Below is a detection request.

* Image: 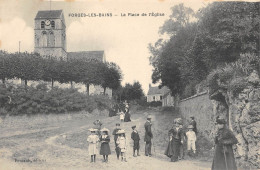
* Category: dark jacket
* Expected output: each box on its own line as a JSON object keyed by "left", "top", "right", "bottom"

{"left": 164, "top": 127, "right": 184, "bottom": 159}
{"left": 100, "top": 135, "right": 111, "bottom": 155}
{"left": 144, "top": 121, "right": 153, "bottom": 142}
{"left": 131, "top": 131, "right": 140, "bottom": 141}
{"left": 212, "top": 127, "right": 238, "bottom": 170}
{"left": 190, "top": 120, "right": 198, "bottom": 134}
{"left": 112, "top": 128, "right": 121, "bottom": 143}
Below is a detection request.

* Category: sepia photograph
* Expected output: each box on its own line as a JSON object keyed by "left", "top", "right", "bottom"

{"left": 0, "top": 0, "right": 259, "bottom": 169}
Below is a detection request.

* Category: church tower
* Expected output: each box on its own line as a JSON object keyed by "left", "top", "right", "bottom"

{"left": 34, "top": 10, "right": 67, "bottom": 60}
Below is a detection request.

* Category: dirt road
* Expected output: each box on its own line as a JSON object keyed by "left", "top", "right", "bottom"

{"left": 0, "top": 109, "right": 211, "bottom": 170}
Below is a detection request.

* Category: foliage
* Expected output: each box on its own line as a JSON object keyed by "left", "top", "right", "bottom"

{"left": 149, "top": 2, "right": 259, "bottom": 98}
{"left": 0, "top": 83, "right": 112, "bottom": 115}
{"left": 0, "top": 51, "right": 122, "bottom": 93}
{"left": 114, "top": 81, "right": 145, "bottom": 101}
{"left": 207, "top": 53, "right": 259, "bottom": 96}
{"left": 148, "top": 101, "right": 162, "bottom": 107}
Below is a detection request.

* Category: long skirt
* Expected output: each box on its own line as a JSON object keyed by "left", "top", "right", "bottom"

{"left": 164, "top": 138, "right": 181, "bottom": 161}
{"left": 100, "top": 143, "right": 111, "bottom": 155}
{"left": 212, "top": 144, "right": 237, "bottom": 170}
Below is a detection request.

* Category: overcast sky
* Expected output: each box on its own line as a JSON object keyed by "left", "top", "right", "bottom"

{"left": 0, "top": 0, "right": 240, "bottom": 94}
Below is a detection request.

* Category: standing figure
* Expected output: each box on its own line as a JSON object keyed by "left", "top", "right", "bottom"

{"left": 164, "top": 118, "right": 184, "bottom": 162}
{"left": 124, "top": 110, "right": 131, "bottom": 122}
{"left": 112, "top": 123, "right": 121, "bottom": 160}
{"left": 93, "top": 120, "right": 102, "bottom": 137}
{"left": 100, "top": 128, "right": 111, "bottom": 163}
{"left": 120, "top": 111, "right": 125, "bottom": 122}
{"left": 116, "top": 129, "right": 127, "bottom": 162}
{"left": 179, "top": 124, "right": 186, "bottom": 160}
{"left": 131, "top": 125, "right": 140, "bottom": 157}
{"left": 190, "top": 116, "right": 198, "bottom": 134}
{"left": 144, "top": 115, "right": 153, "bottom": 157}
{"left": 212, "top": 116, "right": 238, "bottom": 170}
{"left": 87, "top": 128, "right": 99, "bottom": 163}
{"left": 186, "top": 125, "right": 197, "bottom": 157}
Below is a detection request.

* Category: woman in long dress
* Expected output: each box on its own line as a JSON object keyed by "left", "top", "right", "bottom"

{"left": 165, "top": 118, "right": 184, "bottom": 162}
{"left": 212, "top": 116, "right": 238, "bottom": 170}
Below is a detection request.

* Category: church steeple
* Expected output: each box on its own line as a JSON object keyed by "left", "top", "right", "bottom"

{"left": 34, "top": 10, "right": 67, "bottom": 60}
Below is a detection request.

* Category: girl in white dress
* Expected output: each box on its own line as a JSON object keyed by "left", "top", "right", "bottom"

{"left": 87, "top": 128, "right": 99, "bottom": 163}
{"left": 116, "top": 129, "right": 127, "bottom": 162}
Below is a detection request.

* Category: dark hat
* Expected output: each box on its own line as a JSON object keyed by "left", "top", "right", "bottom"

{"left": 216, "top": 116, "right": 226, "bottom": 124}
{"left": 116, "top": 123, "right": 120, "bottom": 126}
{"left": 132, "top": 125, "right": 136, "bottom": 129}
{"left": 190, "top": 116, "right": 194, "bottom": 119}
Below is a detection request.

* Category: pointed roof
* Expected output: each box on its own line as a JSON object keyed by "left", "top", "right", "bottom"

{"left": 147, "top": 86, "right": 170, "bottom": 96}
{"left": 35, "top": 10, "right": 63, "bottom": 19}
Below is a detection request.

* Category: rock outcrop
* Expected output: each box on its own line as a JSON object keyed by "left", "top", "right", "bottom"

{"left": 210, "top": 70, "right": 260, "bottom": 169}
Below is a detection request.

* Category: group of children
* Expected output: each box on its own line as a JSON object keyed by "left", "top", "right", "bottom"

{"left": 87, "top": 123, "right": 140, "bottom": 163}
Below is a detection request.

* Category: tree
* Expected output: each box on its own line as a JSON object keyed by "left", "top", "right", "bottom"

{"left": 100, "top": 62, "right": 122, "bottom": 94}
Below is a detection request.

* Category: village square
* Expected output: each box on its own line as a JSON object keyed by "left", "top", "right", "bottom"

{"left": 0, "top": 0, "right": 259, "bottom": 170}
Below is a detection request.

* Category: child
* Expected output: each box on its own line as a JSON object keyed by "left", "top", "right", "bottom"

{"left": 116, "top": 129, "right": 127, "bottom": 162}
{"left": 100, "top": 128, "right": 111, "bottom": 163}
{"left": 120, "top": 111, "right": 125, "bottom": 122}
{"left": 112, "top": 123, "right": 121, "bottom": 160}
{"left": 131, "top": 125, "right": 140, "bottom": 157}
{"left": 87, "top": 128, "right": 99, "bottom": 163}
{"left": 186, "top": 125, "right": 197, "bottom": 156}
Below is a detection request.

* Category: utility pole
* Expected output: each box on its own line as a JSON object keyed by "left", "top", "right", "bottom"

{"left": 19, "top": 41, "right": 20, "bottom": 53}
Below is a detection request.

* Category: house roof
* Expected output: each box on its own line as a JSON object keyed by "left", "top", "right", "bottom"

{"left": 67, "top": 51, "right": 105, "bottom": 62}
{"left": 35, "top": 10, "right": 63, "bottom": 19}
{"left": 147, "top": 86, "right": 170, "bottom": 96}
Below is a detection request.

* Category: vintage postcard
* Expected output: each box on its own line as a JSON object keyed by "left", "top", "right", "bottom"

{"left": 0, "top": 0, "right": 259, "bottom": 169}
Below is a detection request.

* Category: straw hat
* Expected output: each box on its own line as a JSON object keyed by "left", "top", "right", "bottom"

{"left": 187, "top": 125, "right": 193, "bottom": 129}
{"left": 116, "top": 129, "right": 125, "bottom": 134}
{"left": 88, "top": 128, "right": 98, "bottom": 132}
{"left": 100, "top": 128, "right": 110, "bottom": 132}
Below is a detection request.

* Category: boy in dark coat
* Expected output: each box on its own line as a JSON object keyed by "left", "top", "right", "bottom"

{"left": 212, "top": 116, "right": 238, "bottom": 170}
{"left": 112, "top": 123, "right": 121, "bottom": 159}
{"left": 131, "top": 125, "right": 140, "bottom": 157}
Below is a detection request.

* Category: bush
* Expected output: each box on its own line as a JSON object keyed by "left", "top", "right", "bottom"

{"left": 148, "top": 101, "right": 162, "bottom": 107}
{"left": 207, "top": 53, "right": 260, "bottom": 97}
{"left": 0, "top": 83, "right": 112, "bottom": 115}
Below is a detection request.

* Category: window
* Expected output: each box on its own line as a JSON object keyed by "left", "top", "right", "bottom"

{"left": 160, "top": 96, "right": 163, "bottom": 100}
{"left": 153, "top": 96, "right": 155, "bottom": 101}
{"left": 51, "top": 21, "right": 55, "bottom": 29}
{"left": 42, "top": 31, "right": 47, "bottom": 47}
{"left": 49, "top": 32, "right": 55, "bottom": 47}
{"left": 41, "top": 21, "right": 45, "bottom": 29}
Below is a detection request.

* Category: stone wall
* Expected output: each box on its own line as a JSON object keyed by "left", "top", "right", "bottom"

{"left": 178, "top": 81, "right": 259, "bottom": 168}
{"left": 178, "top": 91, "right": 215, "bottom": 142}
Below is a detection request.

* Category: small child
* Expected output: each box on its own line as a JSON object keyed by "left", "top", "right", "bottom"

{"left": 100, "top": 128, "right": 111, "bottom": 163}
{"left": 186, "top": 125, "right": 197, "bottom": 155}
{"left": 131, "top": 125, "right": 140, "bottom": 157}
{"left": 116, "top": 129, "right": 127, "bottom": 162}
{"left": 112, "top": 123, "right": 121, "bottom": 160}
{"left": 120, "top": 112, "right": 125, "bottom": 122}
{"left": 87, "top": 128, "right": 99, "bottom": 163}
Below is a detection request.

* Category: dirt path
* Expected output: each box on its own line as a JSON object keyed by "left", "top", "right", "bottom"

{"left": 0, "top": 109, "right": 211, "bottom": 170}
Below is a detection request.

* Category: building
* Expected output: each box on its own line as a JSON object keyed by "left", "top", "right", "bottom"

{"left": 147, "top": 84, "right": 170, "bottom": 102}
{"left": 34, "top": 10, "right": 67, "bottom": 60}
{"left": 162, "top": 91, "right": 174, "bottom": 107}
{"left": 34, "top": 10, "right": 112, "bottom": 98}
